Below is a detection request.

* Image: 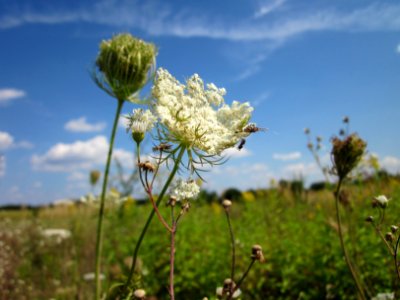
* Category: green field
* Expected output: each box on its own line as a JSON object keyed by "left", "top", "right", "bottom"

{"left": 1, "top": 178, "right": 399, "bottom": 300}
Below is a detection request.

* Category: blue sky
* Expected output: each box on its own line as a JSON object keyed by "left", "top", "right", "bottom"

{"left": 0, "top": 0, "right": 399, "bottom": 204}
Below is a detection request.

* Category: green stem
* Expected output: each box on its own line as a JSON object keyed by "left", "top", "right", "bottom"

{"left": 225, "top": 210, "right": 236, "bottom": 281}
{"left": 334, "top": 178, "right": 366, "bottom": 300}
{"left": 228, "top": 259, "right": 256, "bottom": 300}
{"left": 124, "top": 146, "right": 186, "bottom": 291}
{"left": 95, "top": 99, "right": 124, "bottom": 300}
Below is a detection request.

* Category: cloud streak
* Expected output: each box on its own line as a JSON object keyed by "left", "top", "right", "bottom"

{"left": 64, "top": 117, "right": 106, "bottom": 133}
{"left": 1, "top": 1, "right": 400, "bottom": 42}
{"left": 0, "top": 88, "right": 25, "bottom": 105}
{"left": 273, "top": 151, "right": 301, "bottom": 161}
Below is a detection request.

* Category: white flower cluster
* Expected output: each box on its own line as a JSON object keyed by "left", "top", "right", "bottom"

{"left": 126, "top": 108, "right": 157, "bottom": 134}
{"left": 152, "top": 68, "right": 253, "bottom": 155}
{"left": 170, "top": 179, "right": 200, "bottom": 201}
{"left": 374, "top": 195, "right": 390, "bottom": 208}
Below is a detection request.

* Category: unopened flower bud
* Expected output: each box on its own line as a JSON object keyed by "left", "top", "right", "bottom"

{"left": 133, "top": 289, "right": 146, "bottom": 299}
{"left": 391, "top": 225, "right": 398, "bottom": 234}
{"left": 222, "top": 199, "right": 232, "bottom": 210}
{"left": 251, "top": 244, "right": 265, "bottom": 262}
{"left": 90, "top": 170, "right": 101, "bottom": 186}
{"left": 385, "top": 232, "right": 395, "bottom": 242}
{"left": 365, "top": 216, "right": 374, "bottom": 223}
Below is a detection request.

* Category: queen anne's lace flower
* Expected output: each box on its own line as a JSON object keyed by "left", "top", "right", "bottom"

{"left": 152, "top": 68, "right": 254, "bottom": 155}
{"left": 126, "top": 108, "right": 157, "bottom": 134}
{"left": 170, "top": 179, "right": 200, "bottom": 201}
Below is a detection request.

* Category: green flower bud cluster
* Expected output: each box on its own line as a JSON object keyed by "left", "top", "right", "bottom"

{"left": 331, "top": 133, "right": 367, "bottom": 180}
{"left": 95, "top": 33, "right": 157, "bottom": 101}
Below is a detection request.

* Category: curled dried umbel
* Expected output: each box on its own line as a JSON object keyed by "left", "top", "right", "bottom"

{"left": 138, "top": 161, "right": 156, "bottom": 173}
{"left": 251, "top": 244, "right": 265, "bottom": 263}
{"left": 94, "top": 33, "right": 157, "bottom": 101}
{"left": 331, "top": 133, "right": 367, "bottom": 180}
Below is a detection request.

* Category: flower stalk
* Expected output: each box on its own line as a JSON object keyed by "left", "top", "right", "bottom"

{"left": 124, "top": 146, "right": 186, "bottom": 291}
{"left": 95, "top": 98, "right": 124, "bottom": 300}
{"left": 334, "top": 178, "right": 367, "bottom": 300}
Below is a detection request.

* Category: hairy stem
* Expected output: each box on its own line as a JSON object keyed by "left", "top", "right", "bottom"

{"left": 334, "top": 178, "right": 366, "bottom": 300}
{"left": 394, "top": 234, "right": 400, "bottom": 283}
{"left": 124, "top": 146, "right": 186, "bottom": 291}
{"left": 227, "top": 259, "right": 256, "bottom": 300}
{"left": 95, "top": 99, "right": 124, "bottom": 300}
{"left": 225, "top": 210, "right": 236, "bottom": 281}
{"left": 170, "top": 207, "right": 176, "bottom": 300}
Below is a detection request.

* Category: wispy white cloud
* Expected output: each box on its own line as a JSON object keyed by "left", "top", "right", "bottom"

{"left": 222, "top": 147, "right": 251, "bottom": 158}
{"left": 0, "top": 88, "right": 26, "bottom": 105}
{"left": 273, "top": 151, "right": 302, "bottom": 161}
{"left": 64, "top": 117, "right": 106, "bottom": 133}
{"left": 0, "top": 131, "right": 33, "bottom": 150}
{"left": 1, "top": 1, "right": 400, "bottom": 41}
{"left": 381, "top": 156, "right": 400, "bottom": 174}
{"left": 0, "top": 131, "right": 14, "bottom": 150}
{"left": 397, "top": 43, "right": 400, "bottom": 53}
{"left": 31, "top": 135, "right": 132, "bottom": 172}
{"left": 254, "top": 0, "right": 286, "bottom": 19}
{"left": 282, "top": 162, "right": 319, "bottom": 178}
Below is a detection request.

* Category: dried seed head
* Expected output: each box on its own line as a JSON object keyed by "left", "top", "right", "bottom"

{"left": 222, "top": 199, "right": 232, "bottom": 210}
{"left": 251, "top": 244, "right": 265, "bottom": 262}
{"left": 182, "top": 202, "right": 191, "bottom": 213}
{"left": 167, "top": 196, "right": 177, "bottom": 207}
{"left": 133, "top": 289, "right": 146, "bottom": 299}
{"left": 138, "top": 161, "right": 155, "bottom": 172}
{"left": 331, "top": 133, "right": 367, "bottom": 179}
{"left": 343, "top": 116, "right": 349, "bottom": 124}
{"left": 223, "top": 278, "right": 235, "bottom": 294}
{"left": 307, "top": 142, "right": 314, "bottom": 150}
{"left": 339, "top": 129, "right": 346, "bottom": 136}
{"left": 365, "top": 216, "right": 374, "bottom": 223}
{"left": 304, "top": 128, "right": 310, "bottom": 135}
{"left": 391, "top": 225, "right": 398, "bottom": 234}
{"left": 385, "top": 232, "right": 395, "bottom": 242}
{"left": 316, "top": 136, "right": 322, "bottom": 143}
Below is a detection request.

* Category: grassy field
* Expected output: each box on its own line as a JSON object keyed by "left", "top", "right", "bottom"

{"left": 1, "top": 178, "right": 399, "bottom": 300}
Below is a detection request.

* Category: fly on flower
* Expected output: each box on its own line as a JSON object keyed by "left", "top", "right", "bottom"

{"left": 242, "top": 123, "right": 268, "bottom": 133}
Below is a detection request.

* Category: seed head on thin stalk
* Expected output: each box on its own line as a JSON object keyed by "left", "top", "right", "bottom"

{"left": 133, "top": 289, "right": 146, "bottom": 299}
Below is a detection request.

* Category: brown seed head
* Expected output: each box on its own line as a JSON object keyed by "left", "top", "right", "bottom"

{"left": 251, "top": 244, "right": 265, "bottom": 262}
{"left": 391, "top": 225, "right": 399, "bottom": 234}
{"left": 167, "top": 196, "right": 177, "bottom": 207}
{"left": 138, "top": 161, "right": 155, "bottom": 172}
{"left": 331, "top": 133, "right": 367, "bottom": 180}
{"left": 365, "top": 216, "right": 374, "bottom": 223}
{"left": 385, "top": 232, "right": 395, "bottom": 242}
